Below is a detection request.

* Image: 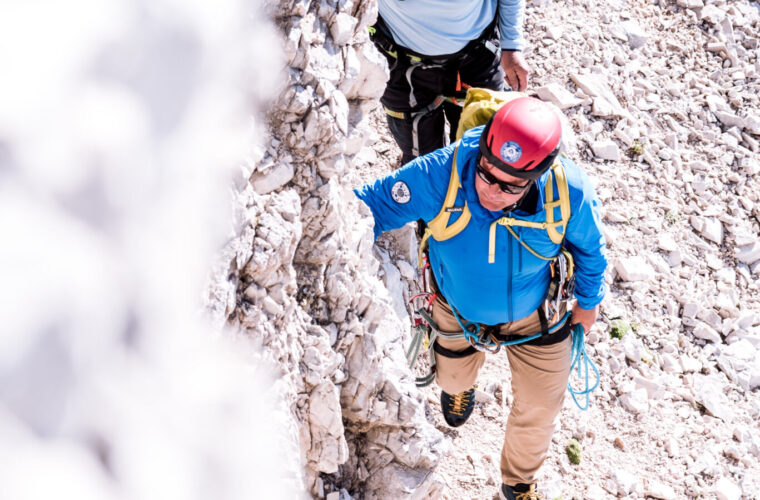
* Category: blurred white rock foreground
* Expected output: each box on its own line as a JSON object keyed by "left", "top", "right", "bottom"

{"left": 0, "top": 1, "right": 301, "bottom": 499}
{"left": 207, "top": 0, "right": 448, "bottom": 497}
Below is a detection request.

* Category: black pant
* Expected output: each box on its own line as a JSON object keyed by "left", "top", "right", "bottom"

{"left": 375, "top": 23, "right": 504, "bottom": 165}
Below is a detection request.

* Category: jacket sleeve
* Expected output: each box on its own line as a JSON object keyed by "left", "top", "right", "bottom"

{"left": 354, "top": 146, "right": 453, "bottom": 240}
{"left": 498, "top": 0, "right": 525, "bottom": 50}
{"left": 563, "top": 165, "right": 608, "bottom": 310}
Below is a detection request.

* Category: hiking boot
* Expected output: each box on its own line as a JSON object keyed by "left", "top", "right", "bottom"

{"left": 499, "top": 483, "right": 542, "bottom": 500}
{"left": 440, "top": 388, "right": 475, "bottom": 427}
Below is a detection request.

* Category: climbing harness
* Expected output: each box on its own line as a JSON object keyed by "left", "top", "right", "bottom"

{"left": 406, "top": 295, "right": 600, "bottom": 411}
{"left": 369, "top": 16, "right": 500, "bottom": 158}
{"left": 406, "top": 251, "right": 575, "bottom": 385}
{"left": 545, "top": 248, "right": 574, "bottom": 321}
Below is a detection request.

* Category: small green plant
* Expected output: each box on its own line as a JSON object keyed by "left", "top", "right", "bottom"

{"left": 565, "top": 439, "right": 581, "bottom": 465}
{"left": 610, "top": 320, "right": 631, "bottom": 339}
{"left": 641, "top": 345, "right": 654, "bottom": 366}
{"left": 664, "top": 210, "right": 681, "bottom": 224}
{"left": 627, "top": 140, "right": 644, "bottom": 156}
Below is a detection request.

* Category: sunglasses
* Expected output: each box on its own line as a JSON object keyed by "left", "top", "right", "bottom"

{"left": 476, "top": 159, "right": 532, "bottom": 195}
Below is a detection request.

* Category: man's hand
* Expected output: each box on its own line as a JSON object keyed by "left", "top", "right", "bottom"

{"left": 571, "top": 303, "right": 599, "bottom": 334}
{"left": 500, "top": 50, "right": 531, "bottom": 91}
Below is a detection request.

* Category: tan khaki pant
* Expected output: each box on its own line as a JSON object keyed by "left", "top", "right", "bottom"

{"left": 432, "top": 294, "right": 571, "bottom": 486}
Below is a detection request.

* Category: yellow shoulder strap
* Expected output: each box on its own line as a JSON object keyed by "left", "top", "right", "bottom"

{"left": 417, "top": 146, "right": 471, "bottom": 267}
{"left": 427, "top": 147, "right": 471, "bottom": 238}
{"left": 418, "top": 149, "right": 573, "bottom": 266}
{"left": 544, "top": 159, "right": 571, "bottom": 244}
{"left": 487, "top": 159, "right": 572, "bottom": 263}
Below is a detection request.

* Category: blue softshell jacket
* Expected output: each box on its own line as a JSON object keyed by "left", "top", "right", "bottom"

{"left": 354, "top": 126, "right": 607, "bottom": 326}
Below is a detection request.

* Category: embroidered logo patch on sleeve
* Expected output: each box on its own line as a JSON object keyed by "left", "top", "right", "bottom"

{"left": 391, "top": 181, "right": 411, "bottom": 204}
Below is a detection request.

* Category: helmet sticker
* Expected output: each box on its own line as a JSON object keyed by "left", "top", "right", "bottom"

{"left": 500, "top": 141, "right": 522, "bottom": 164}
{"left": 391, "top": 181, "right": 411, "bottom": 204}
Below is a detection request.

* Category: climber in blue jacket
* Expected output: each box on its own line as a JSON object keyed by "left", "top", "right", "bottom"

{"left": 354, "top": 97, "right": 607, "bottom": 500}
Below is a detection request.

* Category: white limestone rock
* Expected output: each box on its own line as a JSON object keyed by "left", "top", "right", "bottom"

{"left": 657, "top": 233, "right": 678, "bottom": 253}
{"left": 666, "top": 436, "right": 681, "bottom": 457}
{"left": 620, "top": 20, "right": 649, "bottom": 49}
{"left": 474, "top": 389, "right": 496, "bottom": 404}
{"left": 585, "top": 484, "right": 609, "bottom": 500}
{"left": 702, "top": 5, "right": 727, "bottom": 25}
{"left": 693, "top": 322, "right": 722, "bottom": 343}
{"left": 396, "top": 260, "right": 415, "bottom": 282}
{"left": 592, "top": 140, "right": 621, "bottom": 161}
{"left": 380, "top": 253, "right": 409, "bottom": 323}
{"left": 744, "top": 114, "right": 760, "bottom": 135}
{"left": 615, "top": 256, "right": 655, "bottom": 282}
{"left": 645, "top": 480, "right": 676, "bottom": 500}
{"left": 570, "top": 73, "right": 629, "bottom": 118}
{"left": 620, "top": 334, "right": 645, "bottom": 364}
{"left": 735, "top": 241, "right": 760, "bottom": 264}
{"left": 693, "top": 375, "right": 732, "bottom": 421}
{"left": 681, "top": 355, "right": 703, "bottom": 373}
{"left": 252, "top": 163, "right": 296, "bottom": 195}
{"left": 330, "top": 13, "right": 358, "bottom": 46}
{"left": 536, "top": 83, "right": 583, "bottom": 109}
{"left": 702, "top": 217, "right": 723, "bottom": 244}
{"left": 620, "top": 388, "right": 649, "bottom": 414}
{"left": 340, "top": 43, "right": 388, "bottom": 101}
{"left": 634, "top": 375, "right": 666, "bottom": 400}
{"left": 613, "top": 469, "right": 639, "bottom": 496}
{"left": 714, "top": 110, "right": 745, "bottom": 130}
{"left": 713, "top": 476, "right": 741, "bottom": 500}
{"left": 661, "top": 353, "right": 683, "bottom": 374}
{"left": 308, "top": 382, "right": 349, "bottom": 473}
{"left": 677, "top": 0, "right": 704, "bottom": 8}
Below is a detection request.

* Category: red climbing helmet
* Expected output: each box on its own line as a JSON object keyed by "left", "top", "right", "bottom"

{"left": 479, "top": 96, "right": 562, "bottom": 180}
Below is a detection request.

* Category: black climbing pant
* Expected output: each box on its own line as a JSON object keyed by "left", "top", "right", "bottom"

{"left": 371, "top": 16, "right": 504, "bottom": 165}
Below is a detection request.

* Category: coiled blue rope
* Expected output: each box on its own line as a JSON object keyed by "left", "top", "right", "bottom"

{"left": 449, "top": 306, "right": 600, "bottom": 410}
{"left": 568, "top": 323, "right": 600, "bottom": 410}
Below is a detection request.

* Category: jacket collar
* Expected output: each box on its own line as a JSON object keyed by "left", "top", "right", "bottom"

{"left": 456, "top": 128, "right": 543, "bottom": 224}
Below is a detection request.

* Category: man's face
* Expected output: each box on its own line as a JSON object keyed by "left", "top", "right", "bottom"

{"left": 474, "top": 155, "right": 532, "bottom": 211}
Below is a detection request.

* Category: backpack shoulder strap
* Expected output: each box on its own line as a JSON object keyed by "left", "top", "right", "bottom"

{"left": 487, "top": 159, "right": 572, "bottom": 263}
{"left": 418, "top": 146, "right": 471, "bottom": 266}
{"left": 544, "top": 158, "right": 571, "bottom": 244}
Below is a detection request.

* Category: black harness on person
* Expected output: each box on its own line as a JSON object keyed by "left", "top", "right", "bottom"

{"left": 368, "top": 15, "right": 501, "bottom": 157}
{"left": 406, "top": 250, "right": 576, "bottom": 387}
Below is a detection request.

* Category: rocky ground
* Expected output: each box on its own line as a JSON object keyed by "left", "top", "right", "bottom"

{"left": 355, "top": 0, "right": 760, "bottom": 498}
{"left": 8, "top": 0, "right": 758, "bottom": 498}
{"left": 213, "top": 0, "right": 760, "bottom": 498}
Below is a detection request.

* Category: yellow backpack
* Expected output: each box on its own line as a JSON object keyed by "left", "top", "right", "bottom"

{"left": 418, "top": 88, "right": 572, "bottom": 266}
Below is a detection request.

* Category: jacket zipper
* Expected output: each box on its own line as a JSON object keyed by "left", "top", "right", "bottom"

{"left": 507, "top": 227, "right": 513, "bottom": 322}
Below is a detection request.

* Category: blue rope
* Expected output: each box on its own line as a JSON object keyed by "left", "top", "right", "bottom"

{"left": 449, "top": 304, "right": 482, "bottom": 345}
{"left": 448, "top": 304, "right": 599, "bottom": 410}
{"left": 567, "top": 323, "right": 600, "bottom": 410}
{"left": 450, "top": 306, "right": 570, "bottom": 347}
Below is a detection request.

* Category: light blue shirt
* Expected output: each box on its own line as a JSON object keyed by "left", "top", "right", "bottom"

{"left": 378, "top": 0, "right": 525, "bottom": 56}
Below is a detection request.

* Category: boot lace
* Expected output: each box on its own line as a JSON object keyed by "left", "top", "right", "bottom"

{"left": 448, "top": 389, "right": 473, "bottom": 416}
{"left": 515, "top": 484, "right": 543, "bottom": 500}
